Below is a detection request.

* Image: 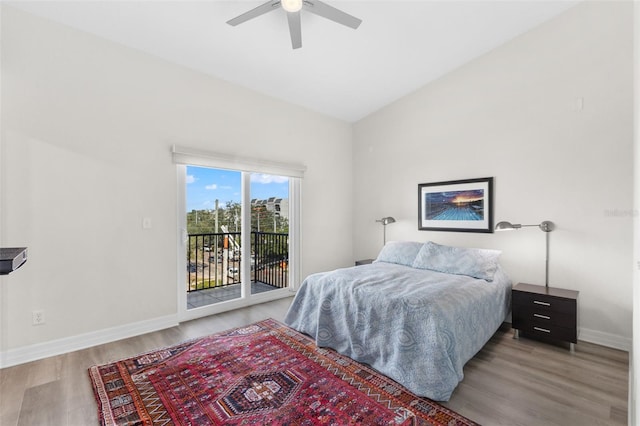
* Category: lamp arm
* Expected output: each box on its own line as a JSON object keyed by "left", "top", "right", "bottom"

{"left": 519, "top": 221, "right": 554, "bottom": 232}
{"left": 545, "top": 230, "right": 550, "bottom": 287}
{"left": 496, "top": 219, "right": 554, "bottom": 288}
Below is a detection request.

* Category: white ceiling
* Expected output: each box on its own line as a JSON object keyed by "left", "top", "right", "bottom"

{"left": 6, "top": 0, "right": 579, "bottom": 122}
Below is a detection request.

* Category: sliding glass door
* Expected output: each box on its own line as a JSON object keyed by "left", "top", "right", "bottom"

{"left": 178, "top": 164, "right": 296, "bottom": 320}
{"left": 186, "top": 166, "right": 243, "bottom": 309}
{"left": 249, "top": 173, "right": 290, "bottom": 295}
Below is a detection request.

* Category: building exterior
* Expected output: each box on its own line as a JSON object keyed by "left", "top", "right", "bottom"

{"left": 251, "top": 197, "right": 289, "bottom": 220}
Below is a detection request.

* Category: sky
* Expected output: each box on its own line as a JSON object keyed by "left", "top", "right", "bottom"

{"left": 186, "top": 166, "right": 289, "bottom": 211}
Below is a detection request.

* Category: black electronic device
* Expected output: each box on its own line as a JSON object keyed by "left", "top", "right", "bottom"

{"left": 0, "top": 247, "right": 28, "bottom": 275}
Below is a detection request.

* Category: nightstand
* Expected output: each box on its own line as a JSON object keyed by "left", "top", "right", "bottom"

{"left": 355, "top": 259, "right": 374, "bottom": 266}
{"left": 512, "top": 283, "right": 579, "bottom": 352}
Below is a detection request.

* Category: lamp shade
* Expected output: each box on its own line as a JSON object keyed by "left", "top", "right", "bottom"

{"left": 495, "top": 221, "right": 521, "bottom": 231}
{"left": 378, "top": 217, "right": 396, "bottom": 225}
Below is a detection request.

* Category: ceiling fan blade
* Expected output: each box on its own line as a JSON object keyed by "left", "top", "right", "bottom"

{"left": 303, "top": 0, "right": 362, "bottom": 29}
{"left": 226, "top": 0, "right": 281, "bottom": 26}
{"left": 286, "top": 12, "right": 302, "bottom": 49}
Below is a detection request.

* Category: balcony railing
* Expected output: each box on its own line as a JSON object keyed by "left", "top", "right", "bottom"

{"left": 187, "top": 231, "right": 288, "bottom": 293}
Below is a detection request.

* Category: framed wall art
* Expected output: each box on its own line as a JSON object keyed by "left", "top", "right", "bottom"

{"left": 418, "top": 177, "right": 494, "bottom": 233}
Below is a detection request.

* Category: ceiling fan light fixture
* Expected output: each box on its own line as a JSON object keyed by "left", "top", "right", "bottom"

{"left": 281, "top": 0, "right": 303, "bottom": 13}
{"left": 227, "top": 0, "right": 362, "bottom": 49}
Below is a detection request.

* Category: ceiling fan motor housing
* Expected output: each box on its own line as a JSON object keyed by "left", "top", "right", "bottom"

{"left": 227, "top": 0, "right": 362, "bottom": 49}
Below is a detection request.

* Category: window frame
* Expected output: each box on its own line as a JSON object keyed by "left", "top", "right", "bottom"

{"left": 173, "top": 146, "right": 304, "bottom": 322}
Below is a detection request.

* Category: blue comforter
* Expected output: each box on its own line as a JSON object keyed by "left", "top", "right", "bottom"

{"left": 283, "top": 261, "right": 511, "bottom": 400}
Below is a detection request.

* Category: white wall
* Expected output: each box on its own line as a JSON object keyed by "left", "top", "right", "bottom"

{"left": 353, "top": 1, "right": 633, "bottom": 348}
{"left": 0, "top": 6, "right": 353, "bottom": 358}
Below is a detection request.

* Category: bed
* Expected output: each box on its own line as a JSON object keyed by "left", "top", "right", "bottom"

{"left": 283, "top": 241, "right": 511, "bottom": 401}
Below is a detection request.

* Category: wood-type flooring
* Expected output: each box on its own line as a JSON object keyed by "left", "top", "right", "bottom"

{"left": 0, "top": 297, "right": 628, "bottom": 425}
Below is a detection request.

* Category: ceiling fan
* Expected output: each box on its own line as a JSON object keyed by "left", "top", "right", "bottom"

{"left": 226, "top": 0, "right": 362, "bottom": 49}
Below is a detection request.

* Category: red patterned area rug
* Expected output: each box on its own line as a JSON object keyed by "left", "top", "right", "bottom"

{"left": 89, "top": 318, "right": 478, "bottom": 426}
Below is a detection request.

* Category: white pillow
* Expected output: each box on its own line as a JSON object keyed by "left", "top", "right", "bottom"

{"left": 411, "top": 241, "right": 501, "bottom": 281}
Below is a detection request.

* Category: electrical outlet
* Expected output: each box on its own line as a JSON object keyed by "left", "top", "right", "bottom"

{"left": 142, "top": 217, "right": 152, "bottom": 229}
{"left": 32, "top": 310, "right": 45, "bottom": 325}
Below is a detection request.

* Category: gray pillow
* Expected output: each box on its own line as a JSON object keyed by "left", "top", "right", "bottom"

{"left": 412, "top": 241, "right": 501, "bottom": 281}
{"left": 374, "top": 241, "right": 424, "bottom": 267}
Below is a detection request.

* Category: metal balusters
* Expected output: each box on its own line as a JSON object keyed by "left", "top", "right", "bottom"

{"left": 188, "top": 231, "right": 287, "bottom": 293}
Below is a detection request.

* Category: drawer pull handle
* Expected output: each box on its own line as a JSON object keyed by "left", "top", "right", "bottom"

{"left": 533, "top": 300, "right": 551, "bottom": 306}
{"left": 534, "top": 327, "right": 551, "bottom": 333}
{"left": 534, "top": 314, "right": 551, "bottom": 320}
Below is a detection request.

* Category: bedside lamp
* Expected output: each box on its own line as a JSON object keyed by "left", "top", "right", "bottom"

{"left": 495, "top": 220, "right": 555, "bottom": 287}
{"left": 376, "top": 217, "right": 396, "bottom": 246}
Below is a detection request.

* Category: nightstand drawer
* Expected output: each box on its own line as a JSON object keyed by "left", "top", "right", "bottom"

{"left": 512, "top": 306, "right": 576, "bottom": 328}
{"left": 515, "top": 321, "right": 577, "bottom": 343}
{"left": 512, "top": 291, "right": 576, "bottom": 314}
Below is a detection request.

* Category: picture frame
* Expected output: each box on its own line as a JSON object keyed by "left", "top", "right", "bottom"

{"left": 418, "top": 177, "right": 494, "bottom": 233}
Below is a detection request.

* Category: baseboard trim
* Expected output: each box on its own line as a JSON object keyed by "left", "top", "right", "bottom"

{"left": 579, "top": 327, "right": 631, "bottom": 352}
{"left": 0, "top": 314, "right": 178, "bottom": 369}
